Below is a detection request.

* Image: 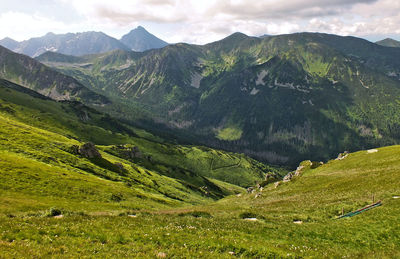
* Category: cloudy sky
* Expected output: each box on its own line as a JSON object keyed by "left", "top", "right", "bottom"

{"left": 1, "top": 0, "right": 399, "bottom": 44}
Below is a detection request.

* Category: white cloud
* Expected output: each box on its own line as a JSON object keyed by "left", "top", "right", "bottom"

{"left": 1, "top": 0, "right": 400, "bottom": 44}
{"left": 0, "top": 11, "right": 67, "bottom": 41}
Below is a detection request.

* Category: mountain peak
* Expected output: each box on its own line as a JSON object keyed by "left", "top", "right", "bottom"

{"left": 376, "top": 38, "right": 400, "bottom": 48}
{"left": 120, "top": 26, "right": 168, "bottom": 52}
{"left": 1, "top": 37, "right": 18, "bottom": 42}
{"left": 135, "top": 25, "right": 146, "bottom": 31}
{"left": 0, "top": 37, "right": 20, "bottom": 50}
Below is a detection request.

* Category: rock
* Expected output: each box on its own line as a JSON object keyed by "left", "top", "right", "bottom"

{"left": 53, "top": 215, "right": 64, "bottom": 219}
{"left": 128, "top": 146, "right": 142, "bottom": 159}
{"left": 367, "top": 149, "right": 378, "bottom": 154}
{"left": 243, "top": 218, "right": 258, "bottom": 221}
{"left": 294, "top": 165, "right": 305, "bottom": 176}
{"left": 78, "top": 143, "right": 102, "bottom": 158}
{"left": 156, "top": 252, "right": 167, "bottom": 258}
{"left": 293, "top": 220, "right": 303, "bottom": 224}
{"left": 336, "top": 151, "right": 349, "bottom": 160}
{"left": 283, "top": 172, "right": 295, "bottom": 182}
{"left": 274, "top": 181, "right": 281, "bottom": 188}
{"left": 255, "top": 193, "right": 262, "bottom": 198}
{"left": 228, "top": 251, "right": 236, "bottom": 255}
{"left": 247, "top": 187, "right": 254, "bottom": 193}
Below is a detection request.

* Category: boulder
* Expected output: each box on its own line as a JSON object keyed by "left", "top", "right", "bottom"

{"left": 283, "top": 172, "right": 295, "bottom": 182}
{"left": 336, "top": 151, "right": 349, "bottom": 160}
{"left": 78, "top": 143, "right": 102, "bottom": 158}
{"left": 247, "top": 187, "right": 255, "bottom": 193}
{"left": 128, "top": 146, "right": 142, "bottom": 159}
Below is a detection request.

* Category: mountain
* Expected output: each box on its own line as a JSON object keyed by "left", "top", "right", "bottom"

{"left": 376, "top": 38, "right": 400, "bottom": 48}
{"left": 0, "top": 31, "right": 130, "bottom": 57}
{"left": 0, "top": 46, "right": 108, "bottom": 104}
{"left": 37, "top": 32, "right": 400, "bottom": 166}
{"left": 0, "top": 37, "right": 19, "bottom": 50}
{"left": 120, "top": 26, "right": 168, "bottom": 51}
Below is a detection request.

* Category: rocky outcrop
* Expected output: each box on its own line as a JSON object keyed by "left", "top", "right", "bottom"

{"left": 282, "top": 160, "right": 322, "bottom": 183}
{"left": 336, "top": 151, "right": 349, "bottom": 160}
{"left": 78, "top": 143, "right": 102, "bottom": 158}
{"left": 128, "top": 146, "right": 142, "bottom": 159}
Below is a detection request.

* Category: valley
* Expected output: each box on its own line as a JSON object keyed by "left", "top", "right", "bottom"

{"left": 1, "top": 16, "right": 400, "bottom": 257}
{"left": 36, "top": 32, "right": 400, "bottom": 166}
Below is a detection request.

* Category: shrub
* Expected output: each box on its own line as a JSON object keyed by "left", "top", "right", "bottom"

{"left": 49, "top": 208, "right": 62, "bottom": 217}
{"left": 110, "top": 193, "right": 124, "bottom": 202}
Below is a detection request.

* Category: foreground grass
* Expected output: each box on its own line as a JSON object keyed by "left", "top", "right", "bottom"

{"left": 1, "top": 79, "right": 399, "bottom": 257}
{"left": 1, "top": 146, "right": 400, "bottom": 258}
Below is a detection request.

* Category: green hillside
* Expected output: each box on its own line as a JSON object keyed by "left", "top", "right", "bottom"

{"left": 0, "top": 46, "right": 108, "bottom": 104}
{"left": 37, "top": 33, "right": 400, "bottom": 166}
{"left": 0, "top": 78, "right": 283, "bottom": 216}
{"left": 1, "top": 135, "right": 399, "bottom": 257}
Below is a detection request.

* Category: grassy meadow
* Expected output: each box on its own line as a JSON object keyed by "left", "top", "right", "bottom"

{"left": 1, "top": 79, "right": 400, "bottom": 258}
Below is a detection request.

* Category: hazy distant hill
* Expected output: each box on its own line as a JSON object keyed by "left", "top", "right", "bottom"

{"left": 0, "top": 31, "right": 130, "bottom": 57}
{"left": 120, "top": 26, "right": 168, "bottom": 51}
{"left": 376, "top": 38, "right": 400, "bottom": 48}
{"left": 0, "top": 37, "right": 19, "bottom": 50}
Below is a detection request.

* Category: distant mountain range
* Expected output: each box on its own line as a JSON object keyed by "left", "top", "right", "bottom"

{"left": 376, "top": 38, "right": 400, "bottom": 48}
{"left": 0, "top": 26, "right": 168, "bottom": 57}
{"left": 36, "top": 32, "right": 400, "bottom": 165}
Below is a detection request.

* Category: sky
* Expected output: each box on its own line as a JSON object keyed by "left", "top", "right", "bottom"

{"left": 1, "top": 0, "right": 400, "bottom": 44}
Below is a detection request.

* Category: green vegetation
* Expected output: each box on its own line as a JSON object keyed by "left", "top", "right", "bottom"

{"left": 0, "top": 78, "right": 280, "bottom": 213}
{"left": 1, "top": 32, "right": 400, "bottom": 257}
{"left": 36, "top": 32, "right": 400, "bottom": 167}
{"left": 216, "top": 126, "right": 243, "bottom": 141}
{"left": 1, "top": 138, "right": 399, "bottom": 257}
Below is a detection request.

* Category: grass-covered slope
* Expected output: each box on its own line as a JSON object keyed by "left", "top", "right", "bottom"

{"left": 1, "top": 143, "right": 399, "bottom": 257}
{"left": 0, "top": 78, "right": 278, "bottom": 213}
{"left": 0, "top": 46, "right": 109, "bottom": 104}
